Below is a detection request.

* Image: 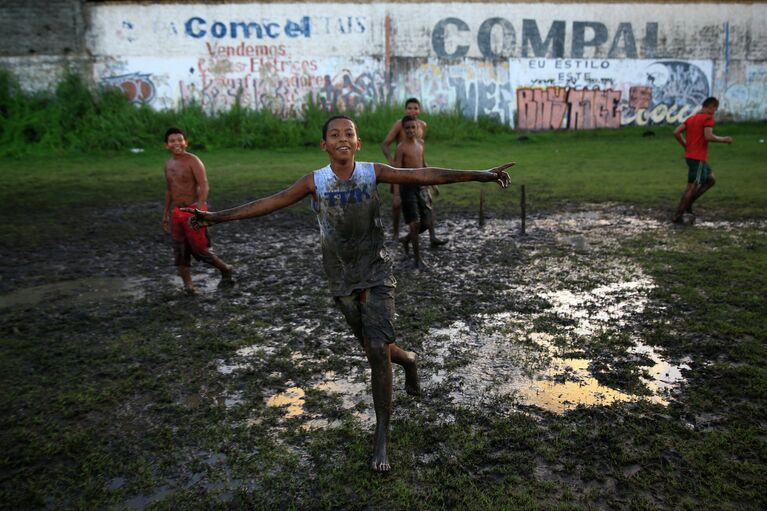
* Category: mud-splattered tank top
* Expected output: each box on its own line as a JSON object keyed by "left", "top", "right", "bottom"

{"left": 312, "top": 162, "right": 394, "bottom": 296}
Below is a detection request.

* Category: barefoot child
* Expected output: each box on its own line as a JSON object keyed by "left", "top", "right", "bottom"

{"left": 672, "top": 97, "right": 733, "bottom": 224}
{"left": 184, "top": 116, "right": 513, "bottom": 472}
{"left": 381, "top": 98, "right": 446, "bottom": 245}
{"left": 162, "top": 127, "right": 233, "bottom": 294}
{"left": 392, "top": 115, "right": 433, "bottom": 270}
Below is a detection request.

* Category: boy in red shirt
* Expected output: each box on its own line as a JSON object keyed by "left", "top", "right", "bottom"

{"left": 672, "top": 97, "right": 733, "bottom": 223}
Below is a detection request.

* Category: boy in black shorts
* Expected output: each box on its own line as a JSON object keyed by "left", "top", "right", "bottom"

{"left": 393, "top": 116, "right": 432, "bottom": 270}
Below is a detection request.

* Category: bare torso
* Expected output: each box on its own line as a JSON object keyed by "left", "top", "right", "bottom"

{"left": 397, "top": 138, "right": 425, "bottom": 169}
{"left": 165, "top": 153, "right": 203, "bottom": 207}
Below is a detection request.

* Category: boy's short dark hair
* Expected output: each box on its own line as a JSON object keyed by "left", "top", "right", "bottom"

{"left": 405, "top": 98, "right": 421, "bottom": 107}
{"left": 702, "top": 97, "right": 719, "bottom": 108}
{"left": 164, "top": 127, "right": 186, "bottom": 143}
{"left": 401, "top": 115, "right": 417, "bottom": 126}
{"left": 322, "top": 115, "right": 357, "bottom": 140}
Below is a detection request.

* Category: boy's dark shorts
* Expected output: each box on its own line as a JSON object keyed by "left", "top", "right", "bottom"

{"left": 334, "top": 285, "right": 396, "bottom": 345}
{"left": 401, "top": 186, "right": 433, "bottom": 225}
{"left": 685, "top": 158, "right": 713, "bottom": 185}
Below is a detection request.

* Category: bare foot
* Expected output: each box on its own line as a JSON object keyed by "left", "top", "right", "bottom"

{"left": 184, "top": 285, "right": 198, "bottom": 296}
{"left": 430, "top": 238, "right": 448, "bottom": 247}
{"left": 403, "top": 351, "right": 421, "bottom": 397}
{"left": 415, "top": 260, "right": 430, "bottom": 272}
{"left": 371, "top": 446, "right": 390, "bottom": 472}
{"left": 219, "top": 266, "right": 235, "bottom": 288}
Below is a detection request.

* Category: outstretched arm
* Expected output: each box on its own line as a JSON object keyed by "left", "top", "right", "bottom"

{"left": 182, "top": 174, "right": 314, "bottom": 228}
{"left": 673, "top": 123, "right": 687, "bottom": 149}
{"left": 374, "top": 162, "right": 513, "bottom": 189}
{"left": 704, "top": 127, "right": 733, "bottom": 144}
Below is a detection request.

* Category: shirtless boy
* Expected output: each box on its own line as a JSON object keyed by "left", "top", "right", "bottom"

{"left": 184, "top": 116, "right": 513, "bottom": 472}
{"left": 381, "top": 98, "right": 446, "bottom": 245}
{"left": 393, "top": 116, "right": 432, "bottom": 270}
{"left": 162, "top": 127, "right": 233, "bottom": 294}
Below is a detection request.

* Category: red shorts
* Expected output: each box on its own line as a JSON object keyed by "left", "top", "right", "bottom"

{"left": 171, "top": 206, "right": 214, "bottom": 266}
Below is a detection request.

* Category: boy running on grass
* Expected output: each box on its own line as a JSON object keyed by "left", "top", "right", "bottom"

{"left": 392, "top": 115, "right": 433, "bottom": 270}
{"left": 184, "top": 116, "right": 513, "bottom": 472}
{"left": 381, "top": 98, "right": 446, "bottom": 245}
{"left": 162, "top": 127, "right": 233, "bottom": 294}
{"left": 672, "top": 97, "right": 733, "bottom": 224}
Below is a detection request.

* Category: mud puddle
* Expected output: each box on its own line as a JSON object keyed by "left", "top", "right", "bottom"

{"left": 204, "top": 206, "right": 713, "bottom": 427}
{"left": 0, "top": 276, "right": 147, "bottom": 309}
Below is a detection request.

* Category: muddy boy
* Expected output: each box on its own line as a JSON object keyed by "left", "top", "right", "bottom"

{"left": 380, "top": 97, "right": 445, "bottom": 245}
{"left": 184, "top": 116, "right": 513, "bottom": 472}
{"left": 162, "top": 127, "right": 233, "bottom": 294}
{"left": 392, "top": 115, "right": 433, "bottom": 270}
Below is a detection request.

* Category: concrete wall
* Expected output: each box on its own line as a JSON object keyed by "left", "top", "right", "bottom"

{"left": 0, "top": 0, "right": 91, "bottom": 91}
{"left": 2, "top": 2, "right": 766, "bottom": 127}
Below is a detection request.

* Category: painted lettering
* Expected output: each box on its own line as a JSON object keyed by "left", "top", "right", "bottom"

{"left": 572, "top": 22, "right": 609, "bottom": 58}
{"left": 432, "top": 18, "right": 471, "bottom": 58}
{"left": 477, "top": 17, "right": 515, "bottom": 58}
{"left": 521, "top": 19, "right": 565, "bottom": 58}
{"left": 608, "top": 23, "right": 638, "bottom": 58}
{"left": 432, "top": 18, "right": 659, "bottom": 59}
{"left": 184, "top": 16, "right": 310, "bottom": 40}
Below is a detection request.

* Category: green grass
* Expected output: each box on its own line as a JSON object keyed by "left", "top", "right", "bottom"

{"left": 2, "top": 122, "right": 765, "bottom": 248}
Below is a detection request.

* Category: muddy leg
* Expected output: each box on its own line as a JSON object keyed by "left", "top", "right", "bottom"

{"left": 177, "top": 266, "right": 197, "bottom": 294}
{"left": 392, "top": 203, "right": 401, "bottom": 241}
{"left": 674, "top": 183, "right": 698, "bottom": 223}
{"left": 399, "top": 233, "right": 411, "bottom": 255}
{"left": 410, "top": 222, "right": 425, "bottom": 270}
{"left": 363, "top": 337, "right": 392, "bottom": 472}
{"left": 210, "top": 255, "right": 234, "bottom": 286}
{"left": 390, "top": 344, "right": 420, "bottom": 396}
{"left": 689, "top": 174, "right": 716, "bottom": 210}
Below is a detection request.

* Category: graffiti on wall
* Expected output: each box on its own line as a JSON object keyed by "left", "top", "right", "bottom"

{"left": 101, "top": 72, "right": 156, "bottom": 103}
{"left": 401, "top": 60, "right": 513, "bottom": 124}
{"left": 97, "top": 55, "right": 386, "bottom": 116}
{"left": 723, "top": 64, "right": 767, "bottom": 120}
{"left": 510, "top": 58, "right": 712, "bottom": 129}
{"left": 516, "top": 87, "right": 621, "bottom": 129}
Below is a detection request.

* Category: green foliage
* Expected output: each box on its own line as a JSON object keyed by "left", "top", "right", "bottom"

{"left": 0, "top": 70, "right": 512, "bottom": 156}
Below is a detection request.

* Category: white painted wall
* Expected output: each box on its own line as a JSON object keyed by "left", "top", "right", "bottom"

{"left": 83, "top": 2, "right": 767, "bottom": 126}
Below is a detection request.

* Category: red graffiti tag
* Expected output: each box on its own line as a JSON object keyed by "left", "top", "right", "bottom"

{"left": 517, "top": 87, "right": 622, "bottom": 130}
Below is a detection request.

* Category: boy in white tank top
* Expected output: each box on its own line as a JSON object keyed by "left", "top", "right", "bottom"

{"left": 184, "top": 116, "right": 514, "bottom": 472}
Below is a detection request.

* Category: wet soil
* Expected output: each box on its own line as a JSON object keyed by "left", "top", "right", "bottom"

{"left": 2, "top": 202, "right": 765, "bottom": 509}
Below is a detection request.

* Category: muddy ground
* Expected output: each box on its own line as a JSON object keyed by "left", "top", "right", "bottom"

{"left": 1, "top": 203, "right": 765, "bottom": 510}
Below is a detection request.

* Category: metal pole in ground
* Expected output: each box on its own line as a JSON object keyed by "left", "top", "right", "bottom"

{"left": 479, "top": 188, "right": 486, "bottom": 227}
{"left": 520, "top": 184, "right": 526, "bottom": 235}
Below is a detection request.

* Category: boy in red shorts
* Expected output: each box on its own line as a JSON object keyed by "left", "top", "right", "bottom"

{"left": 672, "top": 97, "right": 733, "bottom": 224}
{"left": 161, "top": 127, "right": 233, "bottom": 294}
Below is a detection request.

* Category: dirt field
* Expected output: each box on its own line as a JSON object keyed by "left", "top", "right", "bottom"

{"left": 2, "top": 202, "right": 765, "bottom": 509}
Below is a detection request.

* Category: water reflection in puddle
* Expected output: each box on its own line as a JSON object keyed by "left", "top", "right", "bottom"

{"left": 426, "top": 273, "right": 689, "bottom": 414}
{"left": 0, "top": 276, "right": 146, "bottom": 309}
{"left": 264, "top": 370, "right": 374, "bottom": 429}
{"left": 213, "top": 209, "right": 701, "bottom": 423}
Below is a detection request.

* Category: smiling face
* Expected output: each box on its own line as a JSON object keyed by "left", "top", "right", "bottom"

{"left": 402, "top": 119, "right": 418, "bottom": 140}
{"left": 165, "top": 133, "right": 188, "bottom": 155}
{"left": 320, "top": 118, "right": 361, "bottom": 161}
{"left": 405, "top": 101, "right": 421, "bottom": 118}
